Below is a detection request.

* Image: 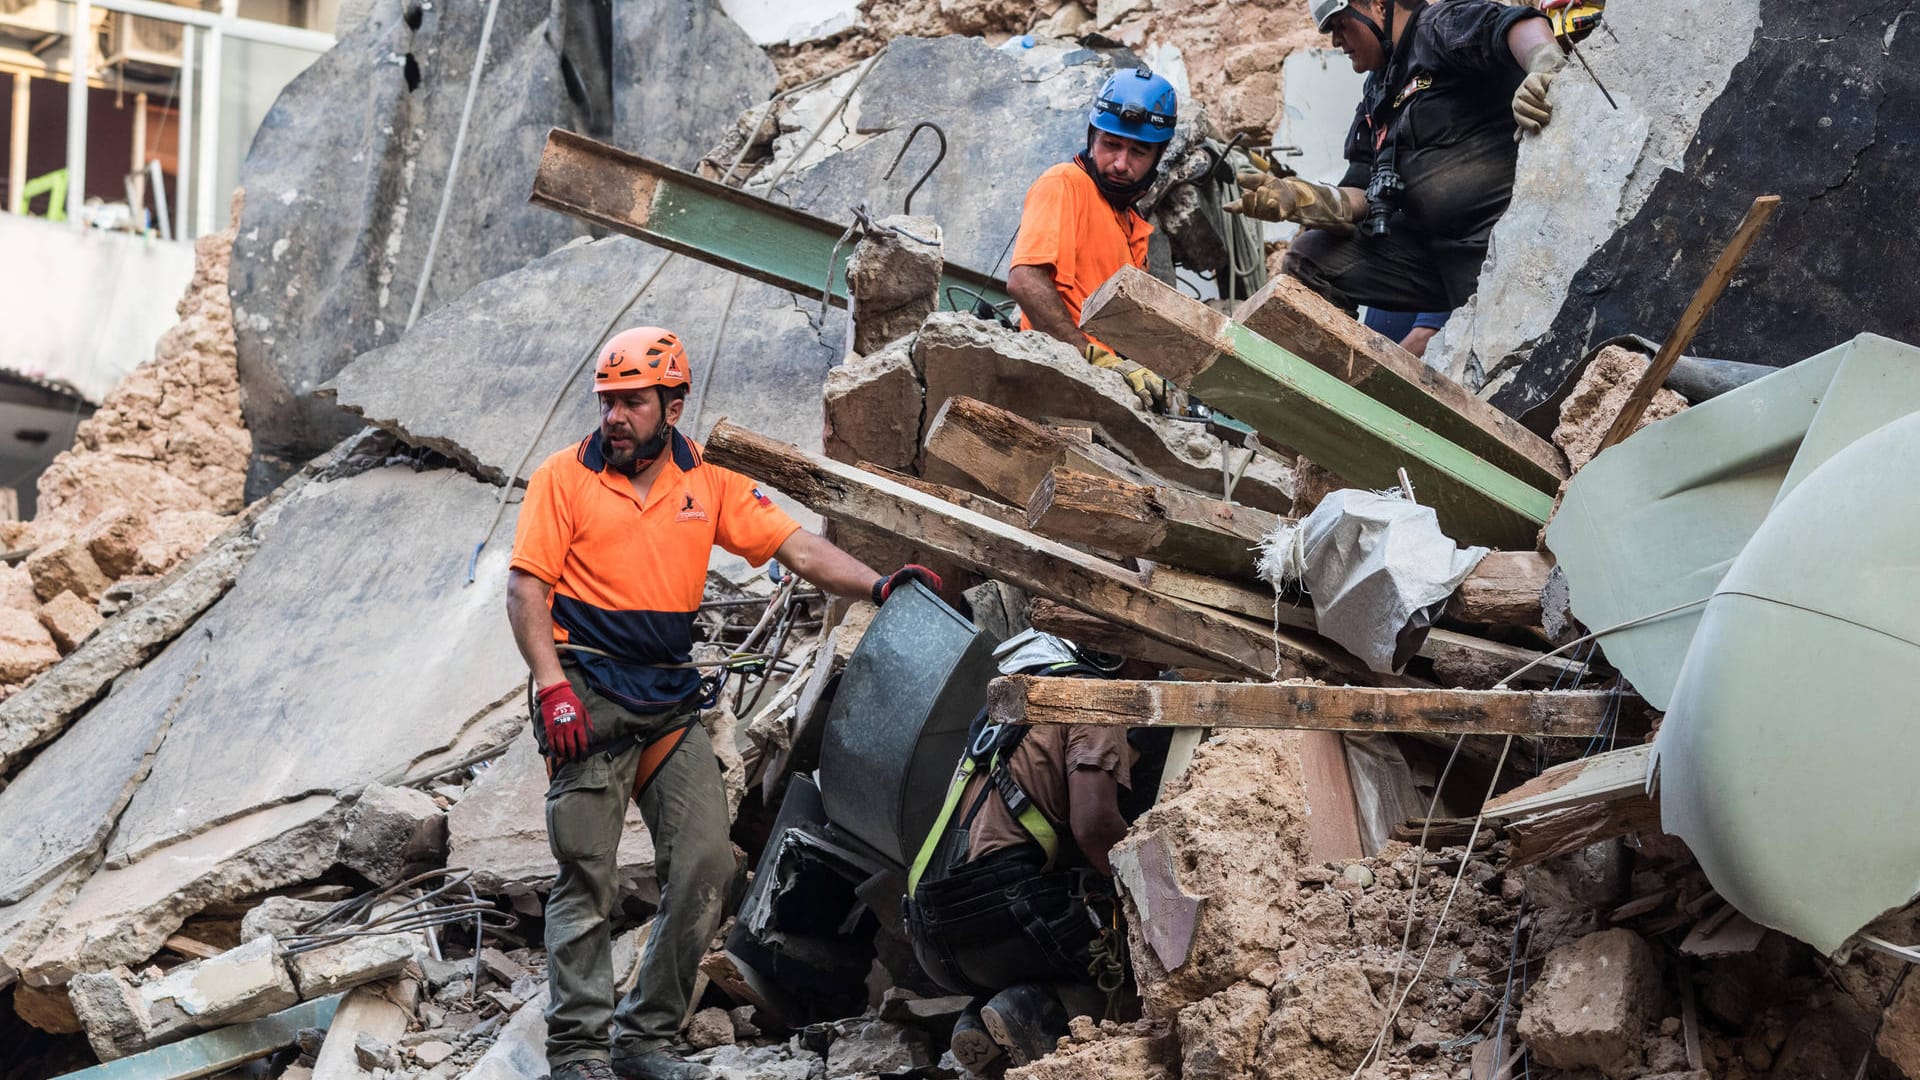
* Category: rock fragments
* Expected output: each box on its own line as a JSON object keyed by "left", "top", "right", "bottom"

{"left": 1553, "top": 345, "right": 1690, "bottom": 471}
{"left": 1518, "top": 928, "right": 1662, "bottom": 1077}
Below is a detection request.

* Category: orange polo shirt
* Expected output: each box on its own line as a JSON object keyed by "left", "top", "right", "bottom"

{"left": 510, "top": 429, "right": 801, "bottom": 712}
{"left": 1011, "top": 160, "right": 1153, "bottom": 334}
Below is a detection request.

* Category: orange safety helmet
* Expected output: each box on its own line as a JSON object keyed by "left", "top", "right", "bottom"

{"left": 594, "top": 327, "right": 692, "bottom": 394}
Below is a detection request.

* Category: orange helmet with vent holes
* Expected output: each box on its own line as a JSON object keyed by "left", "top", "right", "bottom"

{"left": 594, "top": 327, "right": 692, "bottom": 394}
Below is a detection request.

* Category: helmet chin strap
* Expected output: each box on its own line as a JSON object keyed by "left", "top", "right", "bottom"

{"left": 1076, "top": 145, "right": 1162, "bottom": 208}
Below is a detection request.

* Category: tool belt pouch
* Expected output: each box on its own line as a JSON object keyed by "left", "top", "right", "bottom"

{"left": 910, "top": 846, "right": 1103, "bottom": 985}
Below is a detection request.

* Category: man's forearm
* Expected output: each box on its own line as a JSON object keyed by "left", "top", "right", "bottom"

{"left": 1506, "top": 16, "right": 1557, "bottom": 66}
{"left": 506, "top": 570, "right": 567, "bottom": 687}
{"left": 775, "top": 530, "right": 882, "bottom": 601}
{"left": 1008, "top": 265, "right": 1091, "bottom": 350}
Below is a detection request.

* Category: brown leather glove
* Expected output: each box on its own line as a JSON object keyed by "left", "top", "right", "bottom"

{"left": 1513, "top": 40, "right": 1568, "bottom": 135}
{"left": 1225, "top": 172, "right": 1358, "bottom": 234}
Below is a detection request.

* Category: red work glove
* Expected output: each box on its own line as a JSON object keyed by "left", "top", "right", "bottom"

{"left": 536, "top": 681, "right": 594, "bottom": 762}
{"left": 872, "top": 564, "right": 943, "bottom": 605}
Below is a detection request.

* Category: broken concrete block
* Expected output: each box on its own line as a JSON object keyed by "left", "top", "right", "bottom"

{"left": 825, "top": 1018, "right": 933, "bottom": 1076}
{"left": 71, "top": 936, "right": 299, "bottom": 1061}
{"left": 1553, "top": 346, "right": 1688, "bottom": 472}
{"left": 338, "top": 783, "right": 447, "bottom": 885}
{"left": 412, "top": 1038, "right": 456, "bottom": 1066}
{"left": 448, "top": 730, "right": 656, "bottom": 898}
{"left": 0, "top": 563, "right": 38, "bottom": 609}
{"left": 287, "top": 931, "right": 415, "bottom": 999}
{"left": 912, "top": 313, "right": 1294, "bottom": 515}
{"left": 81, "top": 506, "right": 155, "bottom": 580}
{"left": 12, "top": 979, "right": 81, "bottom": 1034}
{"left": 1517, "top": 928, "right": 1660, "bottom": 1078}
{"left": 24, "top": 796, "right": 345, "bottom": 985}
{"left": 613, "top": 0, "right": 776, "bottom": 171}
{"left": 823, "top": 337, "right": 924, "bottom": 472}
{"left": 37, "top": 590, "right": 103, "bottom": 652}
{"left": 1177, "top": 981, "right": 1270, "bottom": 1080}
{"left": 847, "top": 217, "right": 943, "bottom": 355}
{"left": 0, "top": 606, "right": 60, "bottom": 682}
{"left": 1111, "top": 731, "right": 1311, "bottom": 1014}
{"left": 686, "top": 1006, "right": 736, "bottom": 1049}
{"left": 353, "top": 1031, "right": 396, "bottom": 1070}
{"left": 462, "top": 988, "right": 550, "bottom": 1080}
{"left": 25, "top": 537, "right": 112, "bottom": 604}
{"left": 239, "top": 896, "right": 338, "bottom": 943}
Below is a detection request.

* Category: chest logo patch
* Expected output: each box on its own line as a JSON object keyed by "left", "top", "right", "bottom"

{"left": 676, "top": 493, "right": 710, "bottom": 522}
{"left": 1394, "top": 74, "right": 1432, "bottom": 109}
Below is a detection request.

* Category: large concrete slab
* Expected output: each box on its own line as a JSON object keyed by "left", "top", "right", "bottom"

{"left": 98, "top": 466, "right": 524, "bottom": 868}
{"left": 325, "top": 236, "right": 844, "bottom": 481}
{"left": 24, "top": 796, "right": 344, "bottom": 986}
{"left": 448, "top": 731, "right": 657, "bottom": 897}
{"left": 616, "top": 0, "right": 775, "bottom": 171}
{"left": 230, "top": 0, "right": 595, "bottom": 491}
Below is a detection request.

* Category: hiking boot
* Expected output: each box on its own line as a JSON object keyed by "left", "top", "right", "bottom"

{"left": 979, "top": 983, "right": 1068, "bottom": 1066}
{"left": 949, "top": 1002, "right": 1005, "bottom": 1075}
{"left": 551, "top": 1060, "right": 617, "bottom": 1080}
{"left": 609, "top": 1049, "right": 713, "bottom": 1080}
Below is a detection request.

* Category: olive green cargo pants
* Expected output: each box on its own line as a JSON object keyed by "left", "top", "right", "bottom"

{"left": 542, "top": 666, "right": 735, "bottom": 1066}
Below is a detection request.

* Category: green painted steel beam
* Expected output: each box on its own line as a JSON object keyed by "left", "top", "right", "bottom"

{"left": 1082, "top": 266, "right": 1554, "bottom": 549}
{"left": 58, "top": 994, "right": 343, "bottom": 1080}
{"left": 529, "top": 128, "right": 1010, "bottom": 313}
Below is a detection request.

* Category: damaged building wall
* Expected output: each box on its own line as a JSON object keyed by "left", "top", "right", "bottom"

{"left": 1435, "top": 0, "right": 1920, "bottom": 428}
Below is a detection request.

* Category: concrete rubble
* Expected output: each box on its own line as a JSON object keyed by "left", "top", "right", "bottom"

{"left": 10, "top": 2, "right": 1920, "bottom": 1079}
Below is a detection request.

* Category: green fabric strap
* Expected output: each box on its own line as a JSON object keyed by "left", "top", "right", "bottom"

{"left": 908, "top": 757, "right": 978, "bottom": 896}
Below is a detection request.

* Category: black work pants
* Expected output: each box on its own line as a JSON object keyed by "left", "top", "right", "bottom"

{"left": 906, "top": 845, "right": 1113, "bottom": 998}
{"left": 1282, "top": 219, "right": 1491, "bottom": 314}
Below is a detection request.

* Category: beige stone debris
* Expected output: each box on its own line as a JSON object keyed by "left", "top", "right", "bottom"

{"left": 1553, "top": 345, "right": 1689, "bottom": 472}
{"left": 37, "top": 591, "right": 103, "bottom": 653}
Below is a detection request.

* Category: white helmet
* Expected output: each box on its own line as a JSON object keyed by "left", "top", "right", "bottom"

{"left": 1312, "top": 0, "right": 1352, "bottom": 31}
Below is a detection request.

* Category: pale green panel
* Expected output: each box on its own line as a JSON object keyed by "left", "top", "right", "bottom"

{"left": 1660, "top": 411, "right": 1920, "bottom": 953}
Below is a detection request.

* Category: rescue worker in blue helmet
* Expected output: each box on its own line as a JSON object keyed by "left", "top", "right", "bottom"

{"left": 1007, "top": 67, "right": 1179, "bottom": 412}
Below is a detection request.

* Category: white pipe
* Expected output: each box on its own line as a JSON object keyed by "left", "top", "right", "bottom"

{"left": 175, "top": 24, "right": 194, "bottom": 238}
{"left": 195, "top": 23, "right": 220, "bottom": 234}
{"left": 8, "top": 72, "right": 27, "bottom": 214}
{"left": 149, "top": 158, "right": 171, "bottom": 240}
{"left": 66, "top": 0, "right": 90, "bottom": 226}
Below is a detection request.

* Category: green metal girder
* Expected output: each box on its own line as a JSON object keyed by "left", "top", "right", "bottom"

{"left": 58, "top": 994, "right": 344, "bottom": 1080}
{"left": 529, "top": 128, "right": 1010, "bottom": 313}
{"left": 1082, "top": 268, "right": 1554, "bottom": 549}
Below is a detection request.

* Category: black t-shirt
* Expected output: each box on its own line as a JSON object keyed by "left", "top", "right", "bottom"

{"left": 1339, "top": 0, "right": 1547, "bottom": 243}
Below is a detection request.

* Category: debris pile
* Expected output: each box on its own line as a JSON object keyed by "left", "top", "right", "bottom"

{"left": 0, "top": 193, "right": 250, "bottom": 696}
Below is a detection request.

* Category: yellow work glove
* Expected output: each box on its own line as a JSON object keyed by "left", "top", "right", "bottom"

{"left": 1085, "top": 344, "right": 1168, "bottom": 413}
{"left": 1225, "top": 172, "right": 1357, "bottom": 235}
{"left": 1513, "top": 40, "right": 1568, "bottom": 135}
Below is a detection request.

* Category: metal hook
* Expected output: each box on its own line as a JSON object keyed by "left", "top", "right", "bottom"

{"left": 883, "top": 121, "right": 947, "bottom": 215}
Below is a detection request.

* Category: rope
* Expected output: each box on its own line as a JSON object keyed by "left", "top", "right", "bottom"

{"left": 406, "top": 0, "right": 502, "bottom": 333}
{"left": 463, "top": 253, "right": 678, "bottom": 583}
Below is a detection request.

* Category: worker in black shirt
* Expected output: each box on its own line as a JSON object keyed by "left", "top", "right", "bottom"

{"left": 1228, "top": 0, "right": 1564, "bottom": 316}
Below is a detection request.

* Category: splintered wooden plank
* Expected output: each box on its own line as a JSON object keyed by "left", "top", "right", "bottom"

{"left": 1234, "top": 275, "right": 1567, "bottom": 489}
{"left": 921, "top": 395, "right": 1167, "bottom": 504}
{"left": 988, "top": 675, "right": 1616, "bottom": 738}
{"left": 703, "top": 419, "right": 1371, "bottom": 681}
{"left": 529, "top": 128, "right": 1007, "bottom": 310}
{"left": 1482, "top": 743, "right": 1652, "bottom": 819}
{"left": 1080, "top": 267, "right": 1554, "bottom": 548}
{"left": 1446, "top": 550, "right": 1551, "bottom": 625}
{"left": 1026, "top": 467, "right": 1279, "bottom": 584}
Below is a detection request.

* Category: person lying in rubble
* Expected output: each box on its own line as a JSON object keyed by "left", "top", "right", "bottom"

{"left": 1005, "top": 66, "right": 1181, "bottom": 414}
{"left": 505, "top": 326, "right": 941, "bottom": 1080}
{"left": 903, "top": 629, "right": 1140, "bottom": 1072}
{"left": 1228, "top": 0, "right": 1565, "bottom": 318}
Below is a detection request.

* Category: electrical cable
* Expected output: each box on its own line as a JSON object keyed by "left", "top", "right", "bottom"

{"left": 1492, "top": 596, "right": 1710, "bottom": 688}
{"left": 406, "top": 0, "right": 502, "bottom": 332}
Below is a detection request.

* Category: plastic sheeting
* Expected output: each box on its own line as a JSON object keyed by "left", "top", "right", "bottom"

{"left": 1259, "top": 489, "right": 1489, "bottom": 674}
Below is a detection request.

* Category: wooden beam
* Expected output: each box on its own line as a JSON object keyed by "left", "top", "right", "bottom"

{"left": 1597, "top": 195, "right": 1782, "bottom": 452}
{"left": 1446, "top": 550, "right": 1550, "bottom": 626}
{"left": 1141, "top": 563, "right": 1587, "bottom": 686}
{"left": 921, "top": 395, "right": 1167, "bottom": 505}
{"left": 1080, "top": 266, "right": 1555, "bottom": 548}
{"left": 989, "top": 675, "right": 1618, "bottom": 738}
{"left": 1026, "top": 598, "right": 1231, "bottom": 672}
{"left": 703, "top": 420, "right": 1368, "bottom": 681}
{"left": 1234, "top": 275, "right": 1567, "bottom": 489}
{"left": 1482, "top": 743, "right": 1651, "bottom": 819}
{"left": 1026, "top": 467, "right": 1279, "bottom": 584}
{"left": 855, "top": 462, "right": 1022, "bottom": 528}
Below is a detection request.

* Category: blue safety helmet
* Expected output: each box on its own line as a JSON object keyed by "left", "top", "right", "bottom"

{"left": 1089, "top": 67, "right": 1178, "bottom": 146}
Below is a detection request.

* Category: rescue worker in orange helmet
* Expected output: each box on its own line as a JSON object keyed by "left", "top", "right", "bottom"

{"left": 506, "top": 327, "right": 940, "bottom": 1080}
